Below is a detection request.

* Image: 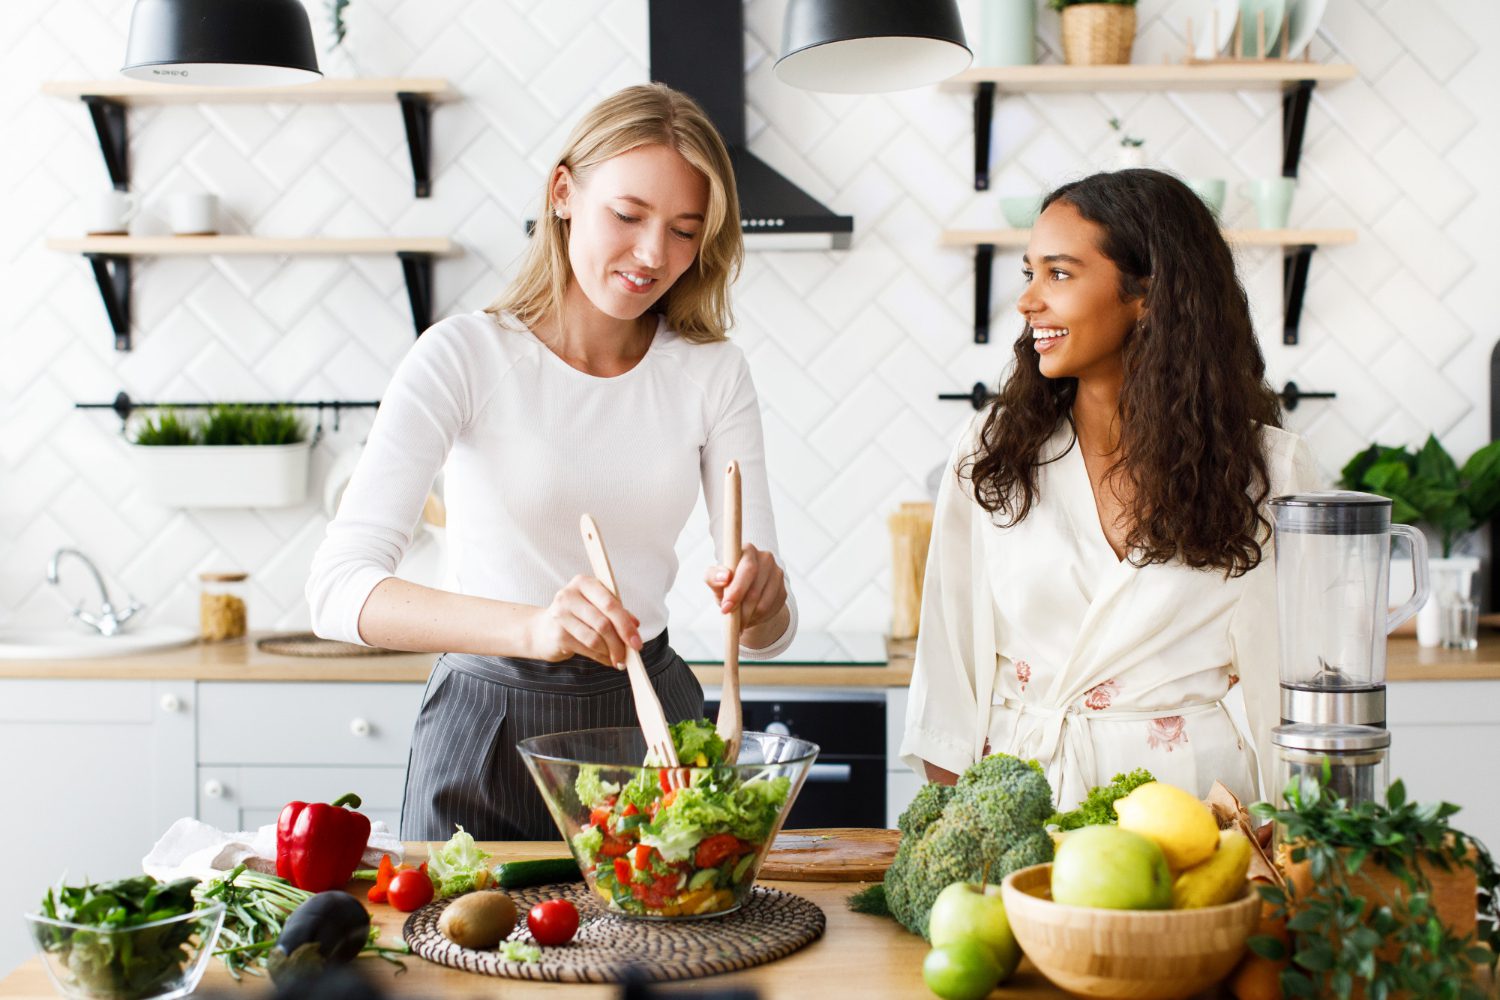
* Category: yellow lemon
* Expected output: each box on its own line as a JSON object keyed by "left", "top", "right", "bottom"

{"left": 1112, "top": 781, "right": 1219, "bottom": 872}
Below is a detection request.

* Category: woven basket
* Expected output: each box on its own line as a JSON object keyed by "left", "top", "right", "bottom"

{"left": 1060, "top": 3, "right": 1136, "bottom": 66}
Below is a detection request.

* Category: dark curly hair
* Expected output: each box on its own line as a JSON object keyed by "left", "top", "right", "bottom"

{"left": 961, "top": 169, "right": 1283, "bottom": 576}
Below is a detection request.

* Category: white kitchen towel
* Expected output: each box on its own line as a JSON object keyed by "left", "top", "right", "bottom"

{"left": 142, "top": 816, "right": 404, "bottom": 883}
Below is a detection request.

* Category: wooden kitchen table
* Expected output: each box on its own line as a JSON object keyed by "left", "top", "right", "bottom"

{"left": 0, "top": 842, "right": 1215, "bottom": 1000}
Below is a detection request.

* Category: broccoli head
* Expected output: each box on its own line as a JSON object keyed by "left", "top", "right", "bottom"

{"left": 1047, "top": 767, "right": 1156, "bottom": 831}
{"left": 884, "top": 753, "right": 1055, "bottom": 939}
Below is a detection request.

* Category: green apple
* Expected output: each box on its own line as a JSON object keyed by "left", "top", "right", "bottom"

{"left": 928, "top": 882, "right": 1021, "bottom": 981}
{"left": 922, "top": 940, "right": 1001, "bottom": 1000}
{"left": 1050, "top": 825, "right": 1172, "bottom": 910}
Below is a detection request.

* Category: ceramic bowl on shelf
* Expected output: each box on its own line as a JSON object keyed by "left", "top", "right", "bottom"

{"left": 518, "top": 727, "right": 817, "bottom": 920}
{"left": 1000, "top": 863, "right": 1259, "bottom": 1000}
{"left": 24, "top": 904, "right": 226, "bottom": 1000}
{"left": 999, "top": 195, "right": 1044, "bottom": 228}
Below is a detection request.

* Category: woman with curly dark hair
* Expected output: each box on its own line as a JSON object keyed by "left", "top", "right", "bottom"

{"left": 900, "top": 169, "right": 1319, "bottom": 808}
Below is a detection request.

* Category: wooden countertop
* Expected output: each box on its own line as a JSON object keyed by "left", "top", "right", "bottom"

{"left": 0, "top": 634, "right": 911, "bottom": 687}
{"left": 0, "top": 841, "right": 1124, "bottom": 1000}
{"left": 5, "top": 632, "right": 1498, "bottom": 685}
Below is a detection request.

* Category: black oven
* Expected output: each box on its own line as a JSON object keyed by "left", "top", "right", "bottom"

{"left": 704, "top": 688, "right": 886, "bottom": 829}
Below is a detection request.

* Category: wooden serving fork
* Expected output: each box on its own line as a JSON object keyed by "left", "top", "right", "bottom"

{"left": 716, "top": 461, "right": 743, "bottom": 764}
{"left": 579, "top": 514, "right": 683, "bottom": 780}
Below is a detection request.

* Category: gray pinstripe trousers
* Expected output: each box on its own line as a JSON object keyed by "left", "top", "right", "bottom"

{"left": 399, "top": 631, "right": 704, "bottom": 841}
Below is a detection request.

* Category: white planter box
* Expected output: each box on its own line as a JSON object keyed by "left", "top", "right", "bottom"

{"left": 131, "top": 441, "right": 312, "bottom": 508}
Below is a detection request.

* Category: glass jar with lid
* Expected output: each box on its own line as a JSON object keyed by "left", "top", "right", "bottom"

{"left": 198, "top": 572, "right": 248, "bottom": 642}
{"left": 1271, "top": 723, "right": 1390, "bottom": 809}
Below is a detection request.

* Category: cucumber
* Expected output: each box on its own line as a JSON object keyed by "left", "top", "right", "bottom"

{"left": 493, "top": 857, "right": 582, "bottom": 889}
{"left": 731, "top": 853, "right": 756, "bottom": 884}
{"left": 688, "top": 868, "right": 719, "bottom": 891}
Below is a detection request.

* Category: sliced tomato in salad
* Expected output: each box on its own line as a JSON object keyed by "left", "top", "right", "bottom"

{"left": 633, "top": 843, "right": 652, "bottom": 871}
{"left": 693, "top": 833, "right": 742, "bottom": 869}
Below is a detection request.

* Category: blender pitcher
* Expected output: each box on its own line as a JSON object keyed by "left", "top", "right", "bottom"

{"left": 1269, "top": 492, "right": 1428, "bottom": 727}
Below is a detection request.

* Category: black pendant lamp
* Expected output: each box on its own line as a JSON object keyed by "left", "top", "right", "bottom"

{"left": 775, "top": 0, "right": 972, "bottom": 94}
{"left": 122, "top": 0, "right": 321, "bottom": 86}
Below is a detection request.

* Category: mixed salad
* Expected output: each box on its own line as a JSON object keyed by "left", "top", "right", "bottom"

{"left": 569, "top": 720, "right": 791, "bottom": 917}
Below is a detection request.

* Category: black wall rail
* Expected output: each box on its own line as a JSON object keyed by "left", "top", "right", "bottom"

{"left": 938, "top": 381, "right": 1335, "bottom": 413}
{"left": 76, "top": 392, "right": 380, "bottom": 434}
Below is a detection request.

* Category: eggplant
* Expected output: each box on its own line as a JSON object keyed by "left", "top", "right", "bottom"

{"left": 268, "top": 890, "right": 371, "bottom": 985}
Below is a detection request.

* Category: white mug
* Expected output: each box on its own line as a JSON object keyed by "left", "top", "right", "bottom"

{"left": 168, "top": 193, "right": 218, "bottom": 235}
{"left": 87, "top": 190, "right": 139, "bottom": 235}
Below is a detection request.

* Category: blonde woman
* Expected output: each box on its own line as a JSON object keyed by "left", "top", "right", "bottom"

{"left": 307, "top": 84, "right": 796, "bottom": 840}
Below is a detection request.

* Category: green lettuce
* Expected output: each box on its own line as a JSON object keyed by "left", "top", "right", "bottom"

{"left": 427, "top": 825, "right": 491, "bottom": 898}
{"left": 670, "top": 718, "right": 727, "bottom": 766}
{"left": 574, "top": 765, "right": 621, "bottom": 810}
{"left": 638, "top": 776, "right": 793, "bottom": 861}
{"left": 572, "top": 825, "right": 604, "bottom": 867}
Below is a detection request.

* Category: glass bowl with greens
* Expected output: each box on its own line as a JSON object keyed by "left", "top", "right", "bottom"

{"left": 25, "top": 876, "right": 225, "bottom": 1000}
{"left": 518, "top": 721, "right": 818, "bottom": 920}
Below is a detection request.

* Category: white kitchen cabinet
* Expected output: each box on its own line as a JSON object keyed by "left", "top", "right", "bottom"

{"left": 196, "top": 765, "right": 408, "bottom": 832}
{"left": 1386, "top": 680, "right": 1500, "bottom": 850}
{"left": 885, "top": 686, "right": 919, "bottom": 827}
{"left": 0, "top": 679, "right": 195, "bottom": 977}
{"left": 195, "top": 681, "right": 423, "bottom": 832}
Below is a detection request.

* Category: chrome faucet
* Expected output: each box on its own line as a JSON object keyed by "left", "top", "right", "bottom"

{"left": 46, "top": 548, "right": 142, "bottom": 637}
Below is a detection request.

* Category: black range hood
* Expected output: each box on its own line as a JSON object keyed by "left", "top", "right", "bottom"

{"left": 649, "top": 0, "right": 853, "bottom": 251}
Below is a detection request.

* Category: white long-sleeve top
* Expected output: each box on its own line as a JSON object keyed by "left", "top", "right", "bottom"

{"left": 307, "top": 310, "right": 797, "bottom": 658}
{"left": 900, "top": 416, "right": 1318, "bottom": 808}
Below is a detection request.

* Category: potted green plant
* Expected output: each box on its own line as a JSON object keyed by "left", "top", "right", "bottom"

{"left": 129, "top": 405, "right": 311, "bottom": 508}
{"left": 1340, "top": 435, "right": 1500, "bottom": 643}
{"left": 1048, "top": 0, "right": 1139, "bottom": 66}
{"left": 1108, "top": 116, "right": 1146, "bottom": 168}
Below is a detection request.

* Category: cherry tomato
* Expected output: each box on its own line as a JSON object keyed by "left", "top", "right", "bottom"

{"left": 694, "top": 833, "right": 741, "bottom": 869}
{"left": 527, "top": 898, "right": 579, "bottom": 946}
{"left": 387, "top": 867, "right": 434, "bottom": 912}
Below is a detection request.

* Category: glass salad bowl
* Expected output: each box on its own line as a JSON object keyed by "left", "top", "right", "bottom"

{"left": 518, "top": 726, "right": 819, "bottom": 920}
{"left": 24, "top": 904, "right": 226, "bottom": 1000}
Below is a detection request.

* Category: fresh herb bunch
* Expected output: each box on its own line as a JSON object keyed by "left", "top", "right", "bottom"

{"left": 132, "top": 409, "right": 198, "bottom": 446}
{"left": 1248, "top": 767, "right": 1500, "bottom": 1000}
{"left": 193, "top": 865, "right": 405, "bottom": 979}
{"left": 1340, "top": 435, "right": 1500, "bottom": 558}
{"left": 36, "top": 875, "right": 202, "bottom": 999}
{"left": 1048, "top": 0, "right": 1137, "bottom": 10}
{"left": 201, "top": 404, "right": 256, "bottom": 445}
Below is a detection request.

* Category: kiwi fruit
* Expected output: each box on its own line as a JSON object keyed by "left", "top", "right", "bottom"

{"left": 438, "top": 891, "right": 518, "bottom": 949}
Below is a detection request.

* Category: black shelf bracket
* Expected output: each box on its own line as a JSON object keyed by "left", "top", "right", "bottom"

{"left": 82, "top": 96, "right": 129, "bottom": 191}
{"left": 85, "top": 254, "right": 132, "bottom": 351}
{"left": 398, "top": 252, "right": 435, "bottom": 336}
{"left": 939, "top": 382, "right": 995, "bottom": 411}
{"left": 397, "top": 92, "right": 434, "bottom": 198}
{"left": 973, "top": 82, "right": 996, "bottom": 191}
{"left": 1283, "top": 243, "right": 1316, "bottom": 345}
{"left": 973, "top": 243, "right": 995, "bottom": 344}
{"left": 1279, "top": 380, "right": 1335, "bottom": 412}
{"left": 1281, "top": 80, "right": 1316, "bottom": 178}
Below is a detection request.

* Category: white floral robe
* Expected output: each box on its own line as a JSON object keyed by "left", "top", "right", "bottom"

{"left": 900, "top": 419, "right": 1319, "bottom": 810}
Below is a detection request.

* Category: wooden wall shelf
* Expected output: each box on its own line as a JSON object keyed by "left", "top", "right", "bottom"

{"left": 43, "top": 77, "right": 454, "bottom": 197}
{"left": 944, "top": 228, "right": 1355, "bottom": 346}
{"left": 46, "top": 236, "right": 459, "bottom": 350}
{"left": 945, "top": 63, "right": 1356, "bottom": 92}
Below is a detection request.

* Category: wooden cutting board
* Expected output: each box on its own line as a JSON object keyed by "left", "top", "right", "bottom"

{"left": 759, "top": 827, "right": 901, "bottom": 882}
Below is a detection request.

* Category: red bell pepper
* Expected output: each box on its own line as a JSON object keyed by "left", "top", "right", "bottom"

{"left": 634, "top": 843, "right": 652, "bottom": 871}
{"left": 275, "top": 792, "right": 371, "bottom": 892}
{"left": 367, "top": 854, "right": 398, "bottom": 904}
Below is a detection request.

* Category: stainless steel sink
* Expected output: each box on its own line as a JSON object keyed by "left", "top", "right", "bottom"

{"left": 0, "top": 624, "right": 198, "bottom": 660}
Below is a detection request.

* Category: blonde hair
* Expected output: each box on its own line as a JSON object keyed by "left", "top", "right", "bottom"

{"left": 487, "top": 83, "right": 742, "bottom": 344}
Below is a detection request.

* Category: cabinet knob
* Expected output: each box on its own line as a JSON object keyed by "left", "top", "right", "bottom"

{"left": 349, "top": 718, "right": 372, "bottom": 738}
{"left": 766, "top": 721, "right": 791, "bottom": 737}
{"left": 160, "top": 693, "right": 182, "bottom": 713}
{"left": 203, "top": 779, "right": 225, "bottom": 799}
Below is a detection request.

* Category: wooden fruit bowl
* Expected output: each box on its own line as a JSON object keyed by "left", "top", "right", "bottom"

{"left": 1000, "top": 863, "right": 1260, "bottom": 1000}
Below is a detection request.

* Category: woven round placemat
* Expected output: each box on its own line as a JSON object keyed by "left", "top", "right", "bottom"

{"left": 403, "top": 881, "right": 825, "bottom": 983}
{"left": 255, "top": 632, "right": 406, "bottom": 657}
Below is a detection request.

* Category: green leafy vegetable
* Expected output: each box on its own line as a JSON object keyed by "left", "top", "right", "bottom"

{"left": 500, "top": 940, "right": 541, "bottom": 963}
{"left": 669, "top": 718, "right": 727, "bottom": 767}
{"left": 427, "top": 826, "right": 492, "bottom": 898}
{"left": 36, "top": 875, "right": 201, "bottom": 999}
{"left": 1248, "top": 765, "right": 1500, "bottom": 999}
{"left": 1047, "top": 768, "right": 1156, "bottom": 831}
{"left": 1340, "top": 436, "right": 1500, "bottom": 557}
